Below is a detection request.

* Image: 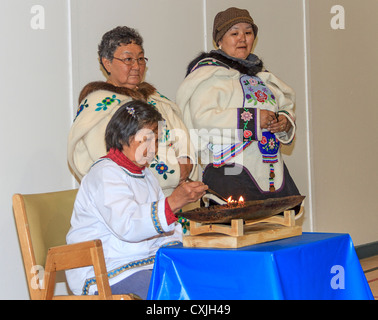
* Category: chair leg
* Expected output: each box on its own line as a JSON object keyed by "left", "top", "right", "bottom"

{"left": 41, "top": 262, "right": 57, "bottom": 300}
{"left": 90, "top": 245, "right": 112, "bottom": 299}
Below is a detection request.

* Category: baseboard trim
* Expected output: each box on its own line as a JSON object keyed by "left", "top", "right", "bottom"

{"left": 356, "top": 241, "right": 378, "bottom": 259}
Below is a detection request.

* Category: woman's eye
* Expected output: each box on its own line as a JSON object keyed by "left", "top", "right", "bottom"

{"left": 124, "top": 58, "right": 133, "bottom": 62}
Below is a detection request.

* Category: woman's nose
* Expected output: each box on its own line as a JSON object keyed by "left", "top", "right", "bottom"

{"left": 239, "top": 33, "right": 246, "bottom": 42}
{"left": 131, "top": 60, "right": 140, "bottom": 69}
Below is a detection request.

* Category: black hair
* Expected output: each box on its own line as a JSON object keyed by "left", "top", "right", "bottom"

{"left": 105, "top": 100, "right": 163, "bottom": 152}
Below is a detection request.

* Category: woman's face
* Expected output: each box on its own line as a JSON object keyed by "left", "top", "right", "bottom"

{"left": 218, "top": 22, "right": 255, "bottom": 60}
{"left": 102, "top": 43, "right": 146, "bottom": 89}
{"left": 122, "top": 123, "right": 159, "bottom": 167}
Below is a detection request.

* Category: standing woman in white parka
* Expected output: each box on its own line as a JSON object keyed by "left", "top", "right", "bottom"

{"left": 176, "top": 7, "right": 301, "bottom": 207}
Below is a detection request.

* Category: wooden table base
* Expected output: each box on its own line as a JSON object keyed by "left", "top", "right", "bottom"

{"left": 183, "top": 211, "right": 302, "bottom": 249}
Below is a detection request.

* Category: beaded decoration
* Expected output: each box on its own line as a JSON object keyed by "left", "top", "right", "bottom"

{"left": 126, "top": 106, "right": 135, "bottom": 117}
{"left": 269, "top": 164, "right": 276, "bottom": 192}
{"left": 258, "top": 131, "right": 280, "bottom": 192}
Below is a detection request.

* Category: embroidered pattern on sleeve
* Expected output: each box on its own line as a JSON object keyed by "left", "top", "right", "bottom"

{"left": 151, "top": 201, "right": 164, "bottom": 234}
{"left": 238, "top": 107, "right": 259, "bottom": 142}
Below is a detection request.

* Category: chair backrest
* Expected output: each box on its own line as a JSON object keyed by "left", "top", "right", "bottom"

{"left": 13, "top": 189, "right": 78, "bottom": 298}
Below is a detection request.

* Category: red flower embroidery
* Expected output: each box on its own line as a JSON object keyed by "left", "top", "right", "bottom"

{"left": 244, "top": 130, "right": 253, "bottom": 139}
{"left": 254, "top": 90, "right": 268, "bottom": 103}
{"left": 261, "top": 136, "right": 267, "bottom": 144}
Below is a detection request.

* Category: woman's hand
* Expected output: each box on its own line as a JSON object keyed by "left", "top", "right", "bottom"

{"left": 167, "top": 181, "right": 208, "bottom": 213}
{"left": 268, "top": 114, "right": 292, "bottom": 133}
{"left": 177, "top": 157, "right": 193, "bottom": 184}
{"left": 260, "top": 110, "right": 277, "bottom": 129}
{"left": 260, "top": 110, "right": 291, "bottom": 133}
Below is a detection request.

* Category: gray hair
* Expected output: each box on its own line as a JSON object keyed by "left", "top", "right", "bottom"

{"left": 98, "top": 26, "right": 144, "bottom": 74}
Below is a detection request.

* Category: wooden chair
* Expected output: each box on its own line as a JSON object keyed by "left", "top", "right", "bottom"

{"left": 12, "top": 189, "right": 138, "bottom": 300}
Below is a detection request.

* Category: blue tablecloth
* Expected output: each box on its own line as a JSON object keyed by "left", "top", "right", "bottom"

{"left": 148, "top": 233, "right": 373, "bottom": 300}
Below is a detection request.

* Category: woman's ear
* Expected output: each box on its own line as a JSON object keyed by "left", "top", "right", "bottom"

{"left": 101, "top": 57, "right": 111, "bottom": 74}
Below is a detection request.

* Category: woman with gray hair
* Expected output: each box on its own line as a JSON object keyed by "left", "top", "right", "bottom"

{"left": 68, "top": 26, "right": 197, "bottom": 205}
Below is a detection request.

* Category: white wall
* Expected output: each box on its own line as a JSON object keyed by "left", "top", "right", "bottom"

{"left": 307, "top": 0, "right": 378, "bottom": 244}
{"left": 70, "top": 0, "right": 205, "bottom": 103}
{"left": 0, "top": 0, "right": 74, "bottom": 299}
{"left": 1, "top": 0, "right": 376, "bottom": 299}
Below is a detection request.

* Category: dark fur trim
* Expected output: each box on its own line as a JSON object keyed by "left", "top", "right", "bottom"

{"left": 186, "top": 51, "right": 263, "bottom": 77}
{"left": 78, "top": 81, "right": 156, "bottom": 104}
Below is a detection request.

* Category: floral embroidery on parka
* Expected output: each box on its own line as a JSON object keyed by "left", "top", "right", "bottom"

{"left": 240, "top": 110, "right": 253, "bottom": 122}
{"left": 243, "top": 76, "right": 276, "bottom": 106}
{"left": 150, "top": 155, "right": 175, "bottom": 180}
{"left": 74, "top": 98, "right": 89, "bottom": 121}
{"left": 147, "top": 99, "right": 157, "bottom": 107}
{"left": 95, "top": 95, "right": 121, "bottom": 111}
{"left": 177, "top": 216, "right": 190, "bottom": 234}
{"left": 157, "top": 91, "right": 171, "bottom": 101}
{"left": 239, "top": 107, "right": 256, "bottom": 141}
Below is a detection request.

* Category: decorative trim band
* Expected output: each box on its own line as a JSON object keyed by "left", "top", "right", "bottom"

{"left": 151, "top": 201, "right": 164, "bottom": 234}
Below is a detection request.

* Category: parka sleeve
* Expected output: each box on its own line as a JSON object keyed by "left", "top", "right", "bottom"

{"left": 258, "top": 71, "right": 296, "bottom": 144}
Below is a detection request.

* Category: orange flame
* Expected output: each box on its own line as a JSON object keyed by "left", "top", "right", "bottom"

{"left": 227, "top": 196, "right": 244, "bottom": 204}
